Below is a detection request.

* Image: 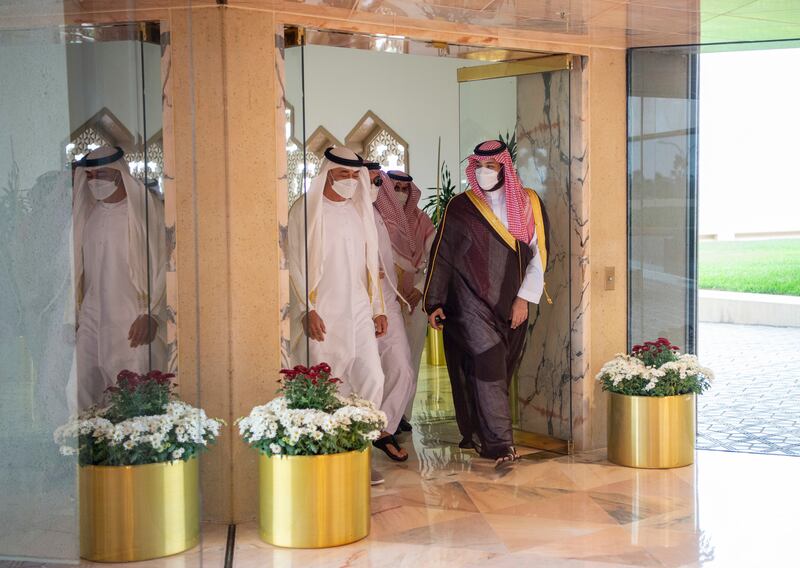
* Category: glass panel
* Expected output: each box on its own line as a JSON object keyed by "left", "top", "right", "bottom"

{"left": 285, "top": 39, "right": 311, "bottom": 367}
{"left": 628, "top": 47, "right": 699, "bottom": 353}
{"left": 0, "top": 23, "right": 79, "bottom": 562}
{"left": 458, "top": 69, "right": 573, "bottom": 443}
{"left": 0, "top": 18, "right": 175, "bottom": 561}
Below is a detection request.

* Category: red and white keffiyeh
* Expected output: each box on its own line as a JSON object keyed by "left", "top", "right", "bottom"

{"left": 373, "top": 170, "right": 435, "bottom": 270}
{"left": 465, "top": 139, "right": 534, "bottom": 244}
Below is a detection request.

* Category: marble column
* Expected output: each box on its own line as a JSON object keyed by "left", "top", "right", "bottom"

{"left": 514, "top": 68, "right": 573, "bottom": 442}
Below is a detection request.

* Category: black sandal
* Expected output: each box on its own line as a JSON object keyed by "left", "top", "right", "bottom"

{"left": 373, "top": 434, "right": 409, "bottom": 462}
{"left": 399, "top": 417, "right": 413, "bottom": 432}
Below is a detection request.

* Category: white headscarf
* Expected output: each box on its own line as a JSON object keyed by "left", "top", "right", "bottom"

{"left": 288, "top": 146, "right": 382, "bottom": 350}
{"left": 72, "top": 146, "right": 166, "bottom": 319}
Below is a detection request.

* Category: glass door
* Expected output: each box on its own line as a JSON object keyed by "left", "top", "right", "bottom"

{"left": 458, "top": 57, "right": 573, "bottom": 451}
{"left": 627, "top": 47, "right": 700, "bottom": 354}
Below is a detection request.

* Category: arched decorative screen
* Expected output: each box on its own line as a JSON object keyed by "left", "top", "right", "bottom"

{"left": 345, "top": 111, "right": 409, "bottom": 172}
{"left": 284, "top": 102, "right": 330, "bottom": 206}
{"left": 366, "top": 129, "right": 407, "bottom": 171}
{"left": 66, "top": 108, "right": 164, "bottom": 193}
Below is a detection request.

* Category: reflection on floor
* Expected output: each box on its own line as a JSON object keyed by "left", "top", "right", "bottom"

{"left": 697, "top": 322, "right": 800, "bottom": 456}
{"left": 409, "top": 352, "right": 455, "bottom": 426}
{"left": 231, "top": 436, "right": 800, "bottom": 567}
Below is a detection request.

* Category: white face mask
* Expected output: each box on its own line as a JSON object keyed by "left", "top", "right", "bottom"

{"left": 394, "top": 190, "right": 409, "bottom": 206}
{"left": 475, "top": 167, "right": 500, "bottom": 191}
{"left": 369, "top": 182, "right": 379, "bottom": 203}
{"left": 332, "top": 178, "right": 358, "bottom": 199}
{"left": 88, "top": 179, "right": 118, "bottom": 201}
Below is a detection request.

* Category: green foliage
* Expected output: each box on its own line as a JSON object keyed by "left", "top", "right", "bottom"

{"left": 498, "top": 130, "right": 517, "bottom": 165}
{"left": 700, "top": 238, "right": 800, "bottom": 297}
{"left": 423, "top": 161, "right": 458, "bottom": 227}
{"left": 597, "top": 338, "right": 714, "bottom": 397}
{"left": 56, "top": 370, "right": 224, "bottom": 467}
{"left": 280, "top": 363, "right": 341, "bottom": 411}
{"left": 237, "top": 363, "right": 387, "bottom": 458}
{"left": 104, "top": 370, "right": 174, "bottom": 422}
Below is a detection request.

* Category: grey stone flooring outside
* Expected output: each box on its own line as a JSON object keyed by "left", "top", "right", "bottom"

{"left": 697, "top": 322, "right": 800, "bottom": 456}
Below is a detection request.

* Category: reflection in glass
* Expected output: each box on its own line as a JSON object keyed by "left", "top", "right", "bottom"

{"left": 628, "top": 47, "right": 699, "bottom": 353}
{"left": 70, "top": 146, "right": 167, "bottom": 412}
{"left": 1, "top": 25, "right": 168, "bottom": 561}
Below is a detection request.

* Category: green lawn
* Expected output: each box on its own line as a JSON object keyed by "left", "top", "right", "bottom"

{"left": 699, "top": 239, "right": 800, "bottom": 297}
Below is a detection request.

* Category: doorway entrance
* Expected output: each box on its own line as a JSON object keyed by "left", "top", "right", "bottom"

{"left": 283, "top": 27, "right": 576, "bottom": 454}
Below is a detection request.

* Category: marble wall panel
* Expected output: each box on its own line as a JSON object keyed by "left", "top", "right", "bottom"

{"left": 161, "top": 25, "right": 179, "bottom": 374}
{"left": 514, "top": 69, "right": 573, "bottom": 442}
{"left": 275, "top": 28, "right": 291, "bottom": 369}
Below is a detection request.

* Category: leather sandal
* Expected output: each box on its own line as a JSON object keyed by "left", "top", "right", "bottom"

{"left": 373, "top": 434, "right": 409, "bottom": 462}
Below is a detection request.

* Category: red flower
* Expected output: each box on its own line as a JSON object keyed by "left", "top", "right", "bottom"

{"left": 656, "top": 337, "right": 670, "bottom": 345}
{"left": 328, "top": 377, "right": 342, "bottom": 384}
{"left": 671, "top": 345, "right": 680, "bottom": 351}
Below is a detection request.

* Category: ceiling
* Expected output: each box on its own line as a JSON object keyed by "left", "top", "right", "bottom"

{"left": 1, "top": 1, "right": 799, "bottom": 50}
{"left": 289, "top": 0, "right": 800, "bottom": 48}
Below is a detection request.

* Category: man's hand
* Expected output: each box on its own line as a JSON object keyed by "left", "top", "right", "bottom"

{"left": 510, "top": 297, "right": 529, "bottom": 329}
{"left": 128, "top": 315, "right": 158, "bottom": 348}
{"left": 374, "top": 315, "right": 388, "bottom": 338}
{"left": 428, "top": 307, "right": 445, "bottom": 331}
{"left": 304, "top": 310, "right": 326, "bottom": 342}
{"left": 405, "top": 288, "right": 423, "bottom": 312}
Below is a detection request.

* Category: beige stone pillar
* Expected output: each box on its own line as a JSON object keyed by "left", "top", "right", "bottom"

{"left": 170, "top": 6, "right": 281, "bottom": 523}
{"left": 586, "top": 47, "right": 628, "bottom": 450}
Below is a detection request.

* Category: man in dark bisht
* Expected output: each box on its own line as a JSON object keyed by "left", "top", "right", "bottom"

{"left": 423, "top": 139, "right": 550, "bottom": 467}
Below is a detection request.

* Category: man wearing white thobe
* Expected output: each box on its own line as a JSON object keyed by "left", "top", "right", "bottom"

{"left": 288, "top": 147, "right": 387, "bottom": 410}
{"left": 69, "top": 146, "right": 167, "bottom": 411}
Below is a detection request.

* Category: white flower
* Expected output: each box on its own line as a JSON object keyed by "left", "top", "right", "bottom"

{"left": 171, "top": 448, "right": 186, "bottom": 460}
{"left": 269, "top": 443, "right": 282, "bottom": 454}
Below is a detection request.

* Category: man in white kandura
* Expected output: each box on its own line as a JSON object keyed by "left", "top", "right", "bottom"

{"left": 288, "top": 147, "right": 389, "bottom": 483}
{"left": 69, "top": 145, "right": 167, "bottom": 411}
{"left": 375, "top": 170, "right": 436, "bottom": 433}
{"left": 365, "top": 162, "right": 415, "bottom": 462}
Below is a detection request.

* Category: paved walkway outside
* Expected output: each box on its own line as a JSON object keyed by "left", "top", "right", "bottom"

{"left": 697, "top": 322, "right": 800, "bottom": 456}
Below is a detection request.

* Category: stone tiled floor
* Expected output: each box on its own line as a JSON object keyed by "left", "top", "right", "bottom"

{"left": 697, "top": 322, "right": 800, "bottom": 456}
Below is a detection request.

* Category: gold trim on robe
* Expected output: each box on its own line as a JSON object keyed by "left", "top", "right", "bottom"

{"left": 464, "top": 190, "right": 518, "bottom": 250}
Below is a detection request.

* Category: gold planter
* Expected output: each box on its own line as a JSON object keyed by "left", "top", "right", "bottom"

{"left": 607, "top": 392, "right": 696, "bottom": 469}
{"left": 426, "top": 327, "right": 447, "bottom": 366}
{"left": 80, "top": 458, "right": 200, "bottom": 562}
{"left": 259, "top": 448, "right": 370, "bottom": 548}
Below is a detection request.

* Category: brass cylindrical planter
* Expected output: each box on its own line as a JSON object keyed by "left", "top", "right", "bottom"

{"left": 80, "top": 458, "right": 200, "bottom": 562}
{"left": 426, "top": 328, "right": 447, "bottom": 366}
{"left": 608, "top": 392, "right": 696, "bottom": 469}
{"left": 259, "top": 448, "right": 370, "bottom": 548}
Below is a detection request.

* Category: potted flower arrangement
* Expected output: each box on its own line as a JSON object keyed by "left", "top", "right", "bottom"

{"left": 597, "top": 338, "right": 714, "bottom": 468}
{"left": 54, "top": 370, "right": 224, "bottom": 562}
{"left": 238, "top": 363, "right": 387, "bottom": 548}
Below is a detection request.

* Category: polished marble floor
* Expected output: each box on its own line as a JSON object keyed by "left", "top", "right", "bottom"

{"left": 228, "top": 428, "right": 800, "bottom": 568}
{"left": 12, "top": 425, "right": 800, "bottom": 567}
{"left": 9, "top": 354, "right": 800, "bottom": 567}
